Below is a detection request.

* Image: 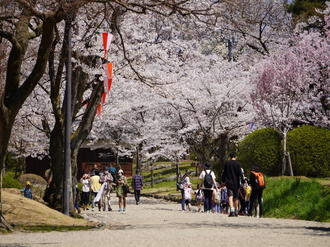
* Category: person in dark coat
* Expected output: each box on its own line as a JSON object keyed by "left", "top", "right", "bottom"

{"left": 221, "top": 152, "right": 244, "bottom": 217}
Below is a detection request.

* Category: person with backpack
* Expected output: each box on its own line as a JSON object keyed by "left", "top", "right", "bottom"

{"left": 220, "top": 183, "right": 229, "bottom": 214}
{"left": 248, "top": 163, "right": 265, "bottom": 218}
{"left": 221, "top": 152, "right": 244, "bottom": 217}
{"left": 199, "top": 162, "right": 218, "bottom": 213}
{"left": 213, "top": 183, "right": 221, "bottom": 213}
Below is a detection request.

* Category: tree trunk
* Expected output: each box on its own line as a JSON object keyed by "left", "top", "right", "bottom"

{"left": 282, "top": 129, "right": 288, "bottom": 176}
{"left": 219, "top": 133, "right": 229, "bottom": 179}
{"left": 46, "top": 66, "right": 104, "bottom": 212}
{"left": 287, "top": 152, "right": 294, "bottom": 176}
{"left": 176, "top": 159, "right": 180, "bottom": 191}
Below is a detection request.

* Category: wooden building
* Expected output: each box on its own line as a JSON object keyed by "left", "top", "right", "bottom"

{"left": 26, "top": 148, "right": 133, "bottom": 180}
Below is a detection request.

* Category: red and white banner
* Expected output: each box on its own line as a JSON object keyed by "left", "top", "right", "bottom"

{"left": 101, "top": 92, "right": 107, "bottom": 104}
{"left": 97, "top": 104, "right": 102, "bottom": 116}
{"left": 103, "top": 77, "right": 113, "bottom": 92}
{"left": 103, "top": 63, "right": 113, "bottom": 78}
{"left": 102, "top": 32, "right": 114, "bottom": 59}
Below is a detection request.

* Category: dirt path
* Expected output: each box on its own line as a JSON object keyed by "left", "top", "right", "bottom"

{"left": 1, "top": 193, "right": 330, "bottom": 247}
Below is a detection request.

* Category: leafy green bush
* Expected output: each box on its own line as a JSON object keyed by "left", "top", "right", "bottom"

{"left": 3, "top": 175, "right": 23, "bottom": 189}
{"left": 238, "top": 128, "right": 282, "bottom": 176}
{"left": 287, "top": 125, "right": 330, "bottom": 177}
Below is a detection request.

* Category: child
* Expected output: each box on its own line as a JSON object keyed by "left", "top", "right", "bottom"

{"left": 220, "top": 183, "right": 228, "bottom": 214}
{"left": 184, "top": 183, "right": 193, "bottom": 211}
{"left": 21, "top": 181, "right": 33, "bottom": 199}
{"left": 213, "top": 183, "right": 221, "bottom": 213}
{"left": 195, "top": 184, "right": 204, "bottom": 212}
{"left": 245, "top": 181, "right": 251, "bottom": 215}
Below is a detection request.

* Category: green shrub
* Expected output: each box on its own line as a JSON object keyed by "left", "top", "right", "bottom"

{"left": 3, "top": 175, "right": 23, "bottom": 189}
{"left": 238, "top": 128, "right": 282, "bottom": 176}
{"left": 287, "top": 125, "right": 330, "bottom": 177}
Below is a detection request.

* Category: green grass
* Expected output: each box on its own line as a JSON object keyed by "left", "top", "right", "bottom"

{"left": 261, "top": 177, "right": 330, "bottom": 222}
{"left": 129, "top": 160, "right": 201, "bottom": 196}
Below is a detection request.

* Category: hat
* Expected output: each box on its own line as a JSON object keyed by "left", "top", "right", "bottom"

{"left": 26, "top": 181, "right": 31, "bottom": 185}
{"left": 118, "top": 169, "right": 124, "bottom": 174}
{"left": 203, "top": 162, "right": 212, "bottom": 169}
{"left": 103, "top": 167, "right": 108, "bottom": 170}
{"left": 229, "top": 152, "right": 237, "bottom": 158}
{"left": 185, "top": 169, "right": 191, "bottom": 174}
{"left": 252, "top": 163, "right": 259, "bottom": 169}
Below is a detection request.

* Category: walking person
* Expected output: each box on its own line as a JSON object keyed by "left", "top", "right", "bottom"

{"left": 116, "top": 169, "right": 128, "bottom": 212}
{"left": 195, "top": 184, "right": 204, "bottom": 212}
{"left": 184, "top": 183, "right": 193, "bottom": 211}
{"left": 179, "top": 170, "right": 191, "bottom": 211}
{"left": 99, "top": 167, "right": 114, "bottom": 211}
{"left": 238, "top": 179, "right": 247, "bottom": 215}
{"left": 248, "top": 163, "right": 265, "bottom": 218}
{"left": 220, "top": 183, "right": 229, "bottom": 214}
{"left": 132, "top": 169, "right": 144, "bottom": 205}
{"left": 213, "top": 183, "right": 221, "bottom": 213}
{"left": 199, "top": 162, "right": 218, "bottom": 213}
{"left": 221, "top": 152, "right": 244, "bottom": 217}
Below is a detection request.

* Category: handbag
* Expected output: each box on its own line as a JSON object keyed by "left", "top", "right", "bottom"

{"left": 123, "top": 185, "right": 130, "bottom": 194}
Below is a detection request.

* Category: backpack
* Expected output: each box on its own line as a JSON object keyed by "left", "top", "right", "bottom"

{"left": 214, "top": 190, "right": 221, "bottom": 204}
{"left": 221, "top": 187, "right": 228, "bottom": 204}
{"left": 203, "top": 170, "right": 213, "bottom": 188}
{"left": 251, "top": 171, "right": 265, "bottom": 188}
{"left": 195, "top": 189, "right": 203, "bottom": 201}
{"left": 177, "top": 175, "right": 186, "bottom": 190}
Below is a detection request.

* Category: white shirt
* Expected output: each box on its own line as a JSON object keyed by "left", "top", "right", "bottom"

{"left": 199, "top": 170, "right": 216, "bottom": 190}
{"left": 80, "top": 178, "right": 90, "bottom": 192}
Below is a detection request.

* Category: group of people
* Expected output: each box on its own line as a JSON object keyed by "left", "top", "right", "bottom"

{"left": 180, "top": 152, "right": 265, "bottom": 218}
{"left": 78, "top": 165, "right": 144, "bottom": 213}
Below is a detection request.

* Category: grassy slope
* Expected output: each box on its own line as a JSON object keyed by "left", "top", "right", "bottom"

{"left": 130, "top": 160, "right": 330, "bottom": 222}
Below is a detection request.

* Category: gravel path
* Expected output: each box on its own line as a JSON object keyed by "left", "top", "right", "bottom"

{"left": 1, "top": 193, "right": 330, "bottom": 247}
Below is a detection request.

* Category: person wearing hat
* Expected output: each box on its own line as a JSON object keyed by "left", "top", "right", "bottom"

{"left": 116, "top": 169, "right": 128, "bottom": 212}
{"left": 199, "top": 162, "right": 218, "bottom": 213}
{"left": 21, "top": 181, "right": 33, "bottom": 199}
{"left": 221, "top": 151, "right": 244, "bottom": 217}
{"left": 248, "top": 163, "right": 265, "bottom": 218}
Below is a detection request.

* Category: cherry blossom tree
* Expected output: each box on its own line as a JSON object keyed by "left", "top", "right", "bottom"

{"left": 214, "top": 0, "right": 293, "bottom": 56}
{"left": 250, "top": 3, "right": 330, "bottom": 175}
{"left": 0, "top": 0, "right": 218, "bottom": 229}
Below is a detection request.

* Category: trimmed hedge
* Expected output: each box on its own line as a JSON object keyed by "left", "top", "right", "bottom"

{"left": 238, "top": 128, "right": 282, "bottom": 176}
{"left": 287, "top": 125, "right": 330, "bottom": 177}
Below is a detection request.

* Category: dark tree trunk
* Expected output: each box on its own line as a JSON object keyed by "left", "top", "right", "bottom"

{"left": 219, "top": 133, "right": 229, "bottom": 179}
{"left": 0, "top": 15, "right": 55, "bottom": 229}
{"left": 46, "top": 65, "right": 104, "bottom": 213}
